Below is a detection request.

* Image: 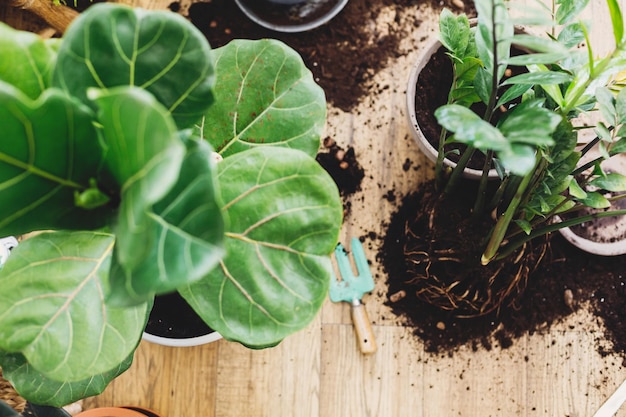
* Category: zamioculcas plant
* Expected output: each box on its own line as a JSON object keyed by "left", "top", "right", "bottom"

{"left": 0, "top": 3, "right": 342, "bottom": 407}
{"left": 405, "top": 0, "right": 626, "bottom": 315}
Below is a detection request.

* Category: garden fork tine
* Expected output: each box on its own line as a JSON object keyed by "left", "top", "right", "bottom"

{"left": 330, "top": 237, "right": 377, "bottom": 354}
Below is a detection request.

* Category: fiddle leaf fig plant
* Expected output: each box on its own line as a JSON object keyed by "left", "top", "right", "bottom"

{"left": 433, "top": 0, "right": 626, "bottom": 264}
{"left": 0, "top": 2, "right": 342, "bottom": 407}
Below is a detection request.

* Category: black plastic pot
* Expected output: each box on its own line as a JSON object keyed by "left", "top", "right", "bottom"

{"left": 234, "top": 0, "right": 349, "bottom": 33}
{"left": 142, "top": 292, "right": 221, "bottom": 347}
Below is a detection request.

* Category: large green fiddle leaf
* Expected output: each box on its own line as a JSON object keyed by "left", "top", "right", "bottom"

{"left": 0, "top": 23, "right": 56, "bottom": 99}
{"left": 201, "top": 39, "right": 326, "bottom": 158}
{"left": 107, "top": 137, "right": 226, "bottom": 305}
{"left": 0, "top": 82, "right": 112, "bottom": 236}
{"left": 0, "top": 351, "right": 131, "bottom": 408}
{"left": 52, "top": 3, "right": 215, "bottom": 129}
{"left": 89, "top": 87, "right": 188, "bottom": 294}
{"left": 0, "top": 231, "right": 148, "bottom": 382}
{"left": 180, "top": 147, "right": 342, "bottom": 348}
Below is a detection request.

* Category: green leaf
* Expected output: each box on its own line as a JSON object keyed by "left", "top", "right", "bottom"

{"left": 497, "top": 143, "right": 537, "bottom": 176}
{"left": 606, "top": 0, "right": 624, "bottom": 45}
{"left": 0, "top": 351, "right": 132, "bottom": 407}
{"left": 556, "top": 0, "right": 590, "bottom": 25}
{"left": 558, "top": 22, "right": 587, "bottom": 48}
{"left": 569, "top": 177, "right": 587, "bottom": 198}
{"left": 0, "top": 231, "right": 148, "bottom": 382}
{"left": 180, "top": 147, "right": 342, "bottom": 348}
{"left": 474, "top": 66, "right": 492, "bottom": 105}
{"left": 0, "top": 23, "right": 57, "bottom": 99}
{"left": 590, "top": 173, "right": 626, "bottom": 191}
{"left": 616, "top": 87, "right": 626, "bottom": 124}
{"left": 439, "top": 9, "right": 471, "bottom": 58}
{"left": 52, "top": 3, "right": 214, "bottom": 129}
{"left": 435, "top": 104, "right": 508, "bottom": 150}
{"left": 514, "top": 219, "right": 532, "bottom": 234}
{"left": 498, "top": 106, "right": 561, "bottom": 146}
{"left": 506, "top": 52, "right": 572, "bottom": 66}
{"left": 502, "top": 71, "right": 573, "bottom": 85}
{"left": 595, "top": 122, "right": 613, "bottom": 142}
{"left": 579, "top": 191, "right": 611, "bottom": 208}
{"left": 107, "top": 138, "right": 226, "bottom": 305}
{"left": 89, "top": 86, "right": 185, "bottom": 274}
{"left": 496, "top": 83, "right": 532, "bottom": 108}
{"left": 610, "top": 137, "right": 626, "bottom": 154}
{"left": 596, "top": 87, "right": 616, "bottom": 124}
{"left": 0, "top": 82, "right": 112, "bottom": 236}
{"left": 201, "top": 39, "right": 326, "bottom": 158}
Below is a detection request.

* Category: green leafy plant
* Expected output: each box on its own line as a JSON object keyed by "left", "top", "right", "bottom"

{"left": 433, "top": 0, "right": 626, "bottom": 264}
{"left": 0, "top": 3, "right": 342, "bottom": 407}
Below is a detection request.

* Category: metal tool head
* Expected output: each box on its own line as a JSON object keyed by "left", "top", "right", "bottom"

{"left": 329, "top": 237, "right": 374, "bottom": 303}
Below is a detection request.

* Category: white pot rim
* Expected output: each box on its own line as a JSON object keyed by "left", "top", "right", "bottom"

{"left": 142, "top": 330, "right": 222, "bottom": 347}
{"left": 557, "top": 220, "right": 626, "bottom": 256}
{"left": 233, "top": 0, "right": 349, "bottom": 33}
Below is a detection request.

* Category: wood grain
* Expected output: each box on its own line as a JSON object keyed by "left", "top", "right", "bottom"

{"left": 3, "top": 1, "right": 626, "bottom": 416}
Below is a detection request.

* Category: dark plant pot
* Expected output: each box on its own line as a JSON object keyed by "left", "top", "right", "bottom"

{"left": 142, "top": 292, "right": 221, "bottom": 347}
{"left": 233, "top": 0, "right": 349, "bottom": 33}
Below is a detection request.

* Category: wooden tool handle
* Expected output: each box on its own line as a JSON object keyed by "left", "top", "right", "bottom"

{"left": 351, "top": 301, "right": 377, "bottom": 354}
{"left": 12, "top": 0, "right": 78, "bottom": 34}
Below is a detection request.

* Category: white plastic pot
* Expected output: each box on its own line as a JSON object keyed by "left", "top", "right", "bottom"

{"left": 406, "top": 36, "right": 498, "bottom": 180}
{"left": 557, "top": 155, "right": 626, "bottom": 256}
{"left": 142, "top": 330, "right": 222, "bottom": 347}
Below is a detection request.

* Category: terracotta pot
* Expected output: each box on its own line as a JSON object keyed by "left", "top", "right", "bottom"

{"left": 233, "top": 0, "right": 349, "bottom": 33}
{"left": 142, "top": 292, "right": 222, "bottom": 347}
{"left": 75, "top": 407, "right": 159, "bottom": 417}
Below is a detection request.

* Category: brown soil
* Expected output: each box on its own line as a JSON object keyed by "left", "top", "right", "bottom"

{"left": 180, "top": 0, "right": 444, "bottom": 112}
{"left": 379, "top": 185, "right": 626, "bottom": 363}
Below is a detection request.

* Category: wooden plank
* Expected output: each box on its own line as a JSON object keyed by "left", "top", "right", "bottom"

{"left": 84, "top": 340, "right": 219, "bottom": 416}
{"left": 421, "top": 336, "right": 527, "bottom": 417}
{"left": 525, "top": 314, "right": 626, "bottom": 417}
{"left": 320, "top": 324, "right": 424, "bottom": 417}
{"left": 214, "top": 318, "right": 322, "bottom": 417}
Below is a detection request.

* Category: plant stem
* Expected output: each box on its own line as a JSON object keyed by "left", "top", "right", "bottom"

{"left": 435, "top": 128, "right": 448, "bottom": 189}
{"left": 473, "top": 150, "right": 494, "bottom": 216}
{"left": 481, "top": 157, "right": 537, "bottom": 264}
{"left": 443, "top": 146, "right": 475, "bottom": 194}
{"left": 495, "top": 207, "right": 626, "bottom": 260}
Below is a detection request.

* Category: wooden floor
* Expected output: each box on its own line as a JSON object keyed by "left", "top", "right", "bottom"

{"left": 3, "top": 0, "right": 626, "bottom": 416}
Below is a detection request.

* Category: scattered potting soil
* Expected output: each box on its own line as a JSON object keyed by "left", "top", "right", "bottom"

{"left": 316, "top": 137, "right": 365, "bottom": 196}
{"left": 379, "top": 184, "right": 626, "bottom": 363}
{"left": 180, "top": 0, "right": 446, "bottom": 112}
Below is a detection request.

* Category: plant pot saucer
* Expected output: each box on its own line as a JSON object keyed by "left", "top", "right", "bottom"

{"left": 233, "top": 0, "right": 348, "bottom": 33}
{"left": 142, "top": 292, "right": 222, "bottom": 347}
